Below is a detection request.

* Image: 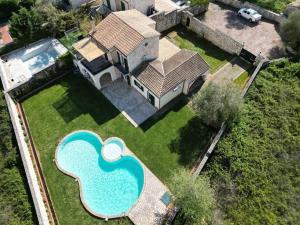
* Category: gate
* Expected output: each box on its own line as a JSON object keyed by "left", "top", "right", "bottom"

{"left": 239, "top": 48, "right": 256, "bottom": 64}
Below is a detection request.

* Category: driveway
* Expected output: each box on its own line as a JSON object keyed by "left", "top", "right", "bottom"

{"left": 101, "top": 79, "right": 157, "bottom": 127}
{"left": 199, "top": 3, "right": 284, "bottom": 59}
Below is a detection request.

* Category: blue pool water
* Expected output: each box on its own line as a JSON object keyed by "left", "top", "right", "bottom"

{"left": 24, "top": 48, "right": 60, "bottom": 74}
{"left": 56, "top": 131, "right": 144, "bottom": 217}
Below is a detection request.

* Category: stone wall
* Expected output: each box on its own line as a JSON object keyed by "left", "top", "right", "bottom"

{"left": 214, "top": 0, "right": 287, "bottom": 23}
{"left": 182, "top": 11, "right": 244, "bottom": 55}
{"left": 150, "top": 9, "right": 182, "bottom": 32}
{"left": 150, "top": 5, "right": 207, "bottom": 32}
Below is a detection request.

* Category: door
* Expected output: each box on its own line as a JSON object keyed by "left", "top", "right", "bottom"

{"left": 106, "top": 0, "right": 111, "bottom": 9}
{"left": 126, "top": 76, "right": 131, "bottom": 86}
{"left": 121, "top": 1, "right": 126, "bottom": 10}
{"left": 148, "top": 93, "right": 155, "bottom": 106}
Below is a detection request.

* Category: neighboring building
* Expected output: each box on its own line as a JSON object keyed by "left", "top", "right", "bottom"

{"left": 73, "top": 9, "right": 209, "bottom": 110}
{"left": 0, "top": 38, "right": 67, "bottom": 92}
{"left": 0, "top": 23, "right": 13, "bottom": 49}
{"left": 103, "top": 0, "right": 155, "bottom": 14}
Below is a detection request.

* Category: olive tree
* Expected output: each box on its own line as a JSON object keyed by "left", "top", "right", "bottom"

{"left": 192, "top": 79, "right": 242, "bottom": 128}
{"left": 169, "top": 169, "right": 216, "bottom": 225}
{"left": 280, "top": 10, "right": 300, "bottom": 52}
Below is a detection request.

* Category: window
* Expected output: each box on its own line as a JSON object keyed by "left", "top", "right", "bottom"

{"left": 144, "top": 42, "right": 148, "bottom": 47}
{"left": 134, "top": 80, "right": 144, "bottom": 91}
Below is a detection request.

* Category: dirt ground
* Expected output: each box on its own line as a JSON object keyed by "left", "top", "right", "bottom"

{"left": 199, "top": 3, "right": 285, "bottom": 59}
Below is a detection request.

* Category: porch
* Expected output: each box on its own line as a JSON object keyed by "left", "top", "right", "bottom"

{"left": 101, "top": 79, "right": 157, "bottom": 127}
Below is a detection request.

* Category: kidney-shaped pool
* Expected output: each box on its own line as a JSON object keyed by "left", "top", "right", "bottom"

{"left": 55, "top": 131, "right": 144, "bottom": 218}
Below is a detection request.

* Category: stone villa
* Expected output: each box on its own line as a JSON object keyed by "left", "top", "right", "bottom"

{"left": 73, "top": 9, "right": 209, "bottom": 112}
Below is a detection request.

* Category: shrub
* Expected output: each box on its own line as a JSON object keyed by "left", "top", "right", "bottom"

{"left": 280, "top": 10, "right": 300, "bottom": 53}
{"left": 192, "top": 80, "right": 242, "bottom": 128}
{"left": 170, "top": 169, "right": 216, "bottom": 225}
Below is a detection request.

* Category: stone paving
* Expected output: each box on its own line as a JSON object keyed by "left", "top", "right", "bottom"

{"left": 101, "top": 79, "right": 157, "bottom": 127}
{"left": 206, "top": 56, "right": 251, "bottom": 83}
{"left": 199, "top": 3, "right": 284, "bottom": 58}
{"left": 125, "top": 148, "right": 169, "bottom": 225}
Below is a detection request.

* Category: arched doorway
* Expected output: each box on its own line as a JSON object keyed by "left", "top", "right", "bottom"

{"left": 99, "top": 72, "right": 112, "bottom": 88}
{"left": 186, "top": 17, "right": 190, "bottom": 27}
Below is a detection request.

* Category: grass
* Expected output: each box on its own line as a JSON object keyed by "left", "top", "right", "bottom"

{"left": 234, "top": 66, "right": 254, "bottom": 88}
{"left": 247, "top": 0, "right": 294, "bottom": 13}
{"left": 22, "top": 73, "right": 213, "bottom": 225}
{"left": 59, "top": 29, "right": 86, "bottom": 52}
{"left": 166, "top": 26, "right": 233, "bottom": 73}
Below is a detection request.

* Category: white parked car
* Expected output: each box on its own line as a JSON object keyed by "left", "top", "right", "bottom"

{"left": 238, "top": 8, "right": 262, "bottom": 23}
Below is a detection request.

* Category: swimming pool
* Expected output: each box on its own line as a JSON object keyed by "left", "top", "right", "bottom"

{"left": 55, "top": 131, "right": 144, "bottom": 218}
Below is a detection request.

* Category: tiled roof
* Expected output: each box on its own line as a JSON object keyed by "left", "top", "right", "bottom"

{"left": 90, "top": 10, "right": 159, "bottom": 56}
{"left": 133, "top": 50, "right": 209, "bottom": 97}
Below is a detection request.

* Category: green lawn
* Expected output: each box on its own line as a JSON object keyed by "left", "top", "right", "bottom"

{"left": 59, "top": 29, "right": 86, "bottom": 53}
{"left": 22, "top": 74, "right": 213, "bottom": 225}
{"left": 166, "top": 26, "right": 233, "bottom": 73}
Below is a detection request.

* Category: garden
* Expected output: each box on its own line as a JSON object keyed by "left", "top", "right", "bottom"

{"left": 22, "top": 74, "right": 214, "bottom": 225}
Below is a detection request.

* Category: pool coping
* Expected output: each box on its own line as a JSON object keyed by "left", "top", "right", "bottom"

{"left": 54, "top": 130, "right": 146, "bottom": 220}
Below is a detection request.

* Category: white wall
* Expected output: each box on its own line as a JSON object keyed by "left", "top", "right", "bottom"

{"left": 159, "top": 82, "right": 184, "bottom": 108}
{"left": 104, "top": 0, "right": 117, "bottom": 10}
{"left": 130, "top": 76, "right": 160, "bottom": 108}
{"left": 127, "top": 36, "right": 159, "bottom": 72}
{"left": 132, "top": 0, "right": 155, "bottom": 14}
{"left": 73, "top": 59, "right": 121, "bottom": 89}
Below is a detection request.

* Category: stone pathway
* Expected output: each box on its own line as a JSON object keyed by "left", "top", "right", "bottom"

{"left": 206, "top": 57, "right": 251, "bottom": 82}
{"left": 125, "top": 148, "right": 169, "bottom": 225}
{"left": 101, "top": 79, "right": 157, "bottom": 127}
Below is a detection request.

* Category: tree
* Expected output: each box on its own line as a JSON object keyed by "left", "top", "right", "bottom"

{"left": 280, "top": 10, "right": 300, "bottom": 52}
{"left": 0, "top": 0, "right": 19, "bottom": 19}
{"left": 170, "top": 169, "right": 216, "bottom": 225}
{"left": 10, "top": 7, "right": 43, "bottom": 43}
{"left": 190, "top": 0, "right": 209, "bottom": 7}
{"left": 192, "top": 79, "right": 242, "bottom": 128}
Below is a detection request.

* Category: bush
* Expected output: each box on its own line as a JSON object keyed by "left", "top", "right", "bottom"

{"left": 206, "top": 59, "right": 300, "bottom": 224}
{"left": 0, "top": 0, "right": 19, "bottom": 20}
{"left": 9, "top": 7, "right": 43, "bottom": 44}
{"left": 192, "top": 80, "right": 242, "bottom": 128}
{"left": 170, "top": 169, "right": 216, "bottom": 225}
{"left": 9, "top": 4, "right": 78, "bottom": 44}
{"left": 280, "top": 10, "right": 300, "bottom": 53}
{"left": 190, "top": 0, "right": 209, "bottom": 7}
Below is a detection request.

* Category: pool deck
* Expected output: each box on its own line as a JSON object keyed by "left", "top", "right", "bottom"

{"left": 125, "top": 148, "right": 169, "bottom": 225}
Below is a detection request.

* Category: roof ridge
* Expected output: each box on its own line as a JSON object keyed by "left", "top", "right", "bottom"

{"left": 112, "top": 12, "right": 146, "bottom": 40}
{"left": 149, "top": 61, "right": 167, "bottom": 95}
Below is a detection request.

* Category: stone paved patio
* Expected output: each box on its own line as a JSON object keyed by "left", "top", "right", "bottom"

{"left": 199, "top": 3, "right": 284, "bottom": 58}
{"left": 101, "top": 79, "right": 157, "bottom": 127}
{"left": 125, "top": 148, "right": 169, "bottom": 225}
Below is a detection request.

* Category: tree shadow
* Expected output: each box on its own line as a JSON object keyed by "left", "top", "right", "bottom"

{"left": 52, "top": 73, "right": 120, "bottom": 125}
{"left": 169, "top": 116, "right": 215, "bottom": 167}
{"left": 140, "top": 95, "right": 188, "bottom": 131}
{"left": 224, "top": 11, "right": 257, "bottom": 30}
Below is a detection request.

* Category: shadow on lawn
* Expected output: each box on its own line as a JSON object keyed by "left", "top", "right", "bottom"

{"left": 169, "top": 117, "right": 215, "bottom": 167}
{"left": 140, "top": 95, "right": 188, "bottom": 131}
{"left": 52, "top": 74, "right": 120, "bottom": 124}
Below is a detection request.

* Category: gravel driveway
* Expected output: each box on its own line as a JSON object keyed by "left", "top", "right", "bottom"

{"left": 199, "top": 3, "right": 285, "bottom": 59}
